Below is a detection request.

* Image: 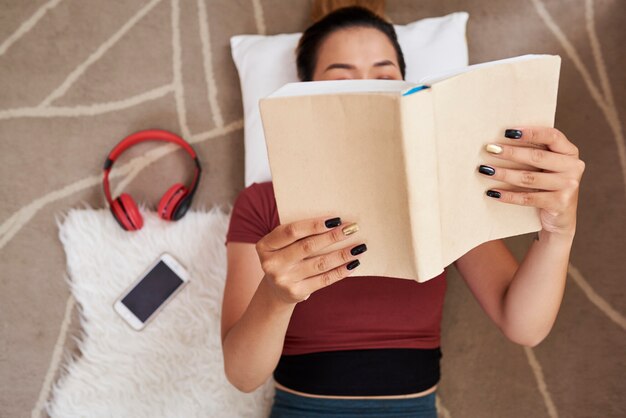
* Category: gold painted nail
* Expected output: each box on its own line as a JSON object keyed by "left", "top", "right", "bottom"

{"left": 342, "top": 223, "right": 359, "bottom": 236}
{"left": 485, "top": 143, "right": 503, "bottom": 154}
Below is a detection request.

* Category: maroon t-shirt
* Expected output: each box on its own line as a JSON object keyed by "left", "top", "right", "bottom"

{"left": 225, "top": 181, "right": 447, "bottom": 356}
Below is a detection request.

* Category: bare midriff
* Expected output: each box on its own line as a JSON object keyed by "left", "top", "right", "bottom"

{"left": 274, "top": 381, "right": 437, "bottom": 400}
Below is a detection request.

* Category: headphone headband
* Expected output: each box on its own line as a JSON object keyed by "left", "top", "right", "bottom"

{"left": 102, "top": 129, "right": 201, "bottom": 205}
{"left": 104, "top": 129, "right": 198, "bottom": 169}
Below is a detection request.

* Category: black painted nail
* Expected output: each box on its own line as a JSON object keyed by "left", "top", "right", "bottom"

{"left": 504, "top": 129, "right": 522, "bottom": 139}
{"left": 350, "top": 243, "right": 367, "bottom": 256}
{"left": 347, "top": 259, "right": 360, "bottom": 270}
{"left": 325, "top": 217, "right": 342, "bottom": 228}
{"left": 486, "top": 190, "right": 501, "bottom": 198}
{"left": 478, "top": 165, "right": 495, "bottom": 176}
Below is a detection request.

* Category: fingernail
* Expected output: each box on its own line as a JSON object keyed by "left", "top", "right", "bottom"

{"left": 325, "top": 217, "right": 342, "bottom": 228}
{"left": 504, "top": 129, "right": 522, "bottom": 139}
{"left": 350, "top": 243, "right": 367, "bottom": 256}
{"left": 478, "top": 165, "right": 496, "bottom": 176}
{"left": 486, "top": 190, "right": 501, "bottom": 198}
{"left": 347, "top": 259, "right": 360, "bottom": 270}
{"left": 342, "top": 223, "right": 359, "bottom": 236}
{"left": 485, "top": 143, "right": 503, "bottom": 154}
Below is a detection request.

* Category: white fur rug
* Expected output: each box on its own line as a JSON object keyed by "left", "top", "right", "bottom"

{"left": 47, "top": 208, "right": 274, "bottom": 418}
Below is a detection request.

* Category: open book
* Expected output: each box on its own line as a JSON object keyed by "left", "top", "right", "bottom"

{"left": 259, "top": 54, "right": 561, "bottom": 282}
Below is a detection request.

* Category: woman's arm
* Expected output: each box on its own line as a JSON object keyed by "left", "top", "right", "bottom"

{"left": 221, "top": 217, "right": 365, "bottom": 393}
{"left": 454, "top": 126, "right": 584, "bottom": 346}
{"left": 454, "top": 232, "right": 572, "bottom": 347}
{"left": 221, "top": 243, "right": 296, "bottom": 393}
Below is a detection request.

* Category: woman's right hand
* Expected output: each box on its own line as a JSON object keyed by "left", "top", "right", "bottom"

{"left": 255, "top": 216, "right": 367, "bottom": 305}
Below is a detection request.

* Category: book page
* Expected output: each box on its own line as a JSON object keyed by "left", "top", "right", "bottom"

{"left": 430, "top": 55, "right": 560, "bottom": 266}
{"left": 259, "top": 93, "right": 421, "bottom": 280}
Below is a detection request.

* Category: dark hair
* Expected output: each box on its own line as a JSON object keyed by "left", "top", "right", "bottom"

{"left": 296, "top": 6, "right": 406, "bottom": 81}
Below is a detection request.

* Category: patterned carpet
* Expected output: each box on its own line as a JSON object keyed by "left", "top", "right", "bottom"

{"left": 0, "top": 1, "right": 624, "bottom": 417}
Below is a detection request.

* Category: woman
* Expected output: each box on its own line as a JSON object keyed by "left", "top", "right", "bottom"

{"left": 221, "top": 5, "right": 585, "bottom": 418}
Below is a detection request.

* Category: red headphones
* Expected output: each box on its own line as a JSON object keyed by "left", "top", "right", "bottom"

{"left": 102, "top": 129, "right": 202, "bottom": 231}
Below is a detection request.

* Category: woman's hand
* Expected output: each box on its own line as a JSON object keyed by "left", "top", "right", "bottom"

{"left": 255, "top": 216, "right": 366, "bottom": 305}
{"left": 481, "top": 127, "right": 585, "bottom": 238}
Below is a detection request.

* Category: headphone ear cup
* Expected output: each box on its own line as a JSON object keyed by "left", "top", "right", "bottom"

{"left": 171, "top": 194, "right": 192, "bottom": 221}
{"left": 157, "top": 183, "right": 188, "bottom": 220}
{"left": 117, "top": 193, "right": 144, "bottom": 230}
{"left": 110, "top": 198, "right": 133, "bottom": 231}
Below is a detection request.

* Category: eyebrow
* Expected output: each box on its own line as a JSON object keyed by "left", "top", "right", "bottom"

{"left": 323, "top": 60, "right": 396, "bottom": 72}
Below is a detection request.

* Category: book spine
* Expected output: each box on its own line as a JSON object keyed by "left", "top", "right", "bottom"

{"left": 398, "top": 91, "right": 444, "bottom": 282}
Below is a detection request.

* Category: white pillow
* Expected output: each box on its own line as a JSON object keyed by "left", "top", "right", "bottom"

{"left": 231, "top": 11, "right": 470, "bottom": 187}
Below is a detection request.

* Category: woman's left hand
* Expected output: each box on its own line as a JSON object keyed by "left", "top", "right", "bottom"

{"left": 480, "top": 127, "right": 586, "bottom": 238}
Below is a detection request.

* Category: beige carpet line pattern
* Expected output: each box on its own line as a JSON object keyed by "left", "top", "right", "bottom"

{"left": 435, "top": 395, "right": 452, "bottom": 418}
{"left": 531, "top": 0, "right": 626, "bottom": 196}
{"left": 31, "top": 293, "right": 75, "bottom": 418}
{"left": 524, "top": 346, "right": 559, "bottom": 418}
{"left": 197, "top": 0, "right": 225, "bottom": 129}
{"left": 568, "top": 263, "right": 626, "bottom": 331}
{"left": 252, "top": 0, "right": 267, "bottom": 35}
{"left": 585, "top": 0, "right": 617, "bottom": 120}
{"left": 0, "top": 119, "right": 243, "bottom": 252}
{"left": 0, "top": 0, "right": 63, "bottom": 56}
{"left": 38, "top": 0, "right": 164, "bottom": 108}
{"left": 0, "top": 84, "right": 174, "bottom": 120}
{"left": 171, "top": 0, "right": 192, "bottom": 139}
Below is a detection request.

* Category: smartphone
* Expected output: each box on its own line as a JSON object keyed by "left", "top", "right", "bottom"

{"left": 113, "top": 253, "right": 190, "bottom": 330}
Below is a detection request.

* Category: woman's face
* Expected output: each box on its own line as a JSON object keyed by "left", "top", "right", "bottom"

{"left": 312, "top": 27, "right": 403, "bottom": 81}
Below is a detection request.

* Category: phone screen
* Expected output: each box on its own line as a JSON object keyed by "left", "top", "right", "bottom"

{"left": 121, "top": 261, "right": 184, "bottom": 322}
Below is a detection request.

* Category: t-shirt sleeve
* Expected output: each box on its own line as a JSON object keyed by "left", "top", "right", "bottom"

{"left": 224, "top": 183, "right": 273, "bottom": 246}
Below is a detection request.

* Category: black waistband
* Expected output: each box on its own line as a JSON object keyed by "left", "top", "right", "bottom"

{"left": 273, "top": 347, "right": 442, "bottom": 396}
